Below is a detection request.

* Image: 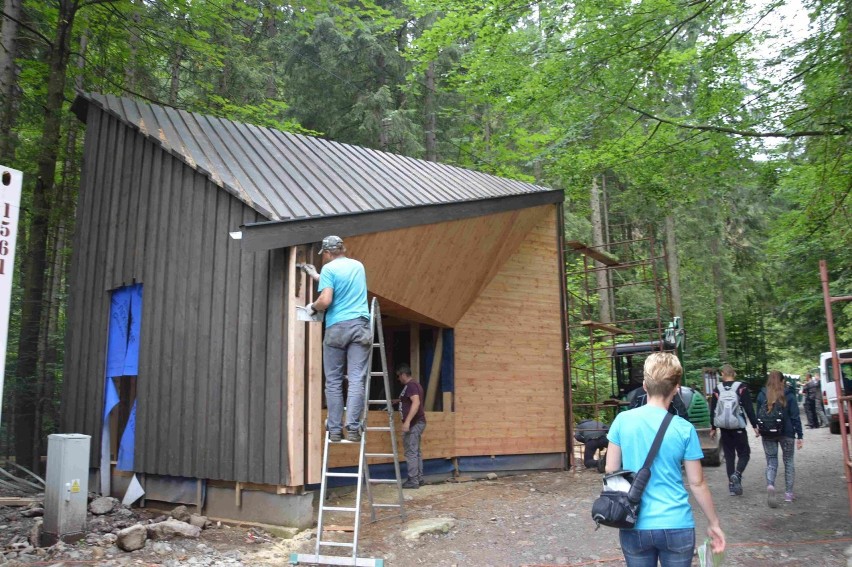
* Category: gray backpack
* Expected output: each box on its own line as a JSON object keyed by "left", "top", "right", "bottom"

{"left": 714, "top": 381, "right": 746, "bottom": 429}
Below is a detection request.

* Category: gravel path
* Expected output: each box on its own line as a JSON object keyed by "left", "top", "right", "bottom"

{"left": 4, "top": 411, "right": 849, "bottom": 566}
{"left": 349, "top": 419, "right": 852, "bottom": 566}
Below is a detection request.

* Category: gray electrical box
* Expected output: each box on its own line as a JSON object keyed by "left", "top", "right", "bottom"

{"left": 42, "top": 434, "right": 90, "bottom": 545}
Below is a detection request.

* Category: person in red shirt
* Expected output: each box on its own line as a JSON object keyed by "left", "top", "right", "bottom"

{"left": 397, "top": 364, "right": 427, "bottom": 489}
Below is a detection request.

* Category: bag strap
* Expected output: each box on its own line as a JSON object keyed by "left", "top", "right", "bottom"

{"left": 641, "top": 412, "right": 674, "bottom": 470}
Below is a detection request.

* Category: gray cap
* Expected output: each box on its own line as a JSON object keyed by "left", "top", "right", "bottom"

{"left": 319, "top": 235, "right": 344, "bottom": 252}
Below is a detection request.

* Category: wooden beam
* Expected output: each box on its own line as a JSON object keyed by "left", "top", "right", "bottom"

{"left": 424, "top": 331, "right": 443, "bottom": 412}
{"left": 306, "top": 264, "right": 324, "bottom": 485}
{"left": 287, "top": 248, "right": 306, "bottom": 486}
{"left": 410, "top": 323, "right": 420, "bottom": 380}
{"left": 565, "top": 241, "right": 620, "bottom": 266}
{"left": 0, "top": 497, "right": 40, "bottom": 507}
{"left": 580, "top": 320, "right": 629, "bottom": 335}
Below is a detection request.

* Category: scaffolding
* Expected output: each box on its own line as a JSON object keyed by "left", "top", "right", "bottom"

{"left": 565, "top": 225, "right": 675, "bottom": 468}
{"left": 819, "top": 259, "right": 852, "bottom": 518}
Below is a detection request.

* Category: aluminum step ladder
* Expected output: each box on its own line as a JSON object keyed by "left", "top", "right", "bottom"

{"left": 291, "top": 298, "right": 405, "bottom": 567}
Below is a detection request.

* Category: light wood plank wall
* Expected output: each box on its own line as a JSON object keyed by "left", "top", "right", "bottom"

{"left": 309, "top": 205, "right": 566, "bottom": 473}
{"left": 454, "top": 208, "right": 566, "bottom": 456}
{"left": 346, "top": 206, "right": 549, "bottom": 327}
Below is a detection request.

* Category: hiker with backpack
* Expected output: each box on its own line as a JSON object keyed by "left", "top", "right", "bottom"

{"left": 756, "top": 370, "right": 804, "bottom": 506}
{"left": 709, "top": 364, "right": 759, "bottom": 497}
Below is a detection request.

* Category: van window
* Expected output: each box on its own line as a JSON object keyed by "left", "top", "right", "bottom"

{"left": 826, "top": 359, "right": 852, "bottom": 389}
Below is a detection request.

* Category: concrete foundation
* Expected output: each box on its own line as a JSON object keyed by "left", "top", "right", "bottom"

{"left": 204, "top": 486, "right": 314, "bottom": 529}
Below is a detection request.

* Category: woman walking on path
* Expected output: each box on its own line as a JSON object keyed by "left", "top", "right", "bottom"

{"left": 606, "top": 352, "right": 725, "bottom": 566}
{"left": 756, "top": 370, "right": 804, "bottom": 507}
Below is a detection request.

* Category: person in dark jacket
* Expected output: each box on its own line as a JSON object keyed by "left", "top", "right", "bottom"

{"left": 802, "top": 373, "right": 821, "bottom": 428}
{"left": 756, "top": 370, "right": 804, "bottom": 507}
{"left": 574, "top": 419, "right": 609, "bottom": 471}
{"left": 709, "top": 364, "right": 759, "bottom": 496}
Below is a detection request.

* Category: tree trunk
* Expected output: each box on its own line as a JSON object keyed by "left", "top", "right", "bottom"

{"left": 424, "top": 61, "right": 437, "bottom": 161}
{"left": 590, "top": 175, "right": 612, "bottom": 323}
{"left": 0, "top": 0, "right": 22, "bottom": 162}
{"left": 14, "top": 0, "right": 77, "bottom": 471}
{"left": 664, "top": 215, "right": 683, "bottom": 318}
{"left": 125, "top": 1, "right": 139, "bottom": 92}
{"left": 169, "top": 46, "right": 182, "bottom": 105}
{"left": 709, "top": 236, "right": 727, "bottom": 361}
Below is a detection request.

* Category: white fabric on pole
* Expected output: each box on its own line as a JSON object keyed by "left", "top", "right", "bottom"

{"left": 122, "top": 473, "right": 145, "bottom": 506}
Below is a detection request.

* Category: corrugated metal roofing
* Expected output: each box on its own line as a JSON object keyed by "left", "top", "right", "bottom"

{"left": 73, "top": 93, "right": 555, "bottom": 222}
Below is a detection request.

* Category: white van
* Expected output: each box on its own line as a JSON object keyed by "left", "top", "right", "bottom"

{"left": 819, "top": 349, "right": 852, "bottom": 433}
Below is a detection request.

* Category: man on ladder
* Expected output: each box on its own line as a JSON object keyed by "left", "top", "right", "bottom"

{"left": 301, "top": 235, "right": 371, "bottom": 443}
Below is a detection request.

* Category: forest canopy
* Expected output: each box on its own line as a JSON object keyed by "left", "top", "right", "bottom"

{"left": 0, "top": 0, "right": 848, "bottom": 467}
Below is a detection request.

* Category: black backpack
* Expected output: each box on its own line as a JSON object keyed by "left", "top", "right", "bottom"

{"left": 756, "top": 400, "right": 785, "bottom": 437}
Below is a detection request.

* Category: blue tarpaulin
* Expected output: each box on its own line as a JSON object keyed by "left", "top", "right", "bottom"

{"left": 116, "top": 400, "right": 137, "bottom": 471}
{"left": 106, "top": 285, "right": 142, "bottom": 378}
{"left": 103, "top": 284, "right": 142, "bottom": 474}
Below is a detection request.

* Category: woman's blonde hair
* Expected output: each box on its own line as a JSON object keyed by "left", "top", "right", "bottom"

{"left": 765, "top": 370, "right": 787, "bottom": 408}
{"left": 644, "top": 352, "right": 683, "bottom": 397}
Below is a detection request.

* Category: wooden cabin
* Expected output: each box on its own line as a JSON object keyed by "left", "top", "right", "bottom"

{"left": 62, "top": 93, "right": 570, "bottom": 527}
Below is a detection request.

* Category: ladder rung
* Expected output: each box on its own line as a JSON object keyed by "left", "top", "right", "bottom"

{"left": 319, "top": 541, "right": 355, "bottom": 548}
{"left": 372, "top": 342, "right": 380, "bottom": 347}
{"left": 325, "top": 472, "right": 359, "bottom": 478}
{"left": 322, "top": 506, "right": 358, "bottom": 512}
{"left": 368, "top": 479, "right": 398, "bottom": 484}
{"left": 366, "top": 426, "right": 391, "bottom": 431}
{"left": 365, "top": 453, "right": 394, "bottom": 458}
{"left": 367, "top": 399, "right": 390, "bottom": 404}
{"left": 372, "top": 503, "right": 401, "bottom": 508}
{"left": 291, "top": 553, "right": 382, "bottom": 567}
{"left": 369, "top": 371, "right": 384, "bottom": 376}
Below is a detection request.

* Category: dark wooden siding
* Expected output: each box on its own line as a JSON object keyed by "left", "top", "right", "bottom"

{"left": 61, "top": 108, "right": 291, "bottom": 485}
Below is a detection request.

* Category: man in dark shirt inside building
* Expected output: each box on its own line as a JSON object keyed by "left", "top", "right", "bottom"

{"left": 397, "top": 364, "right": 426, "bottom": 489}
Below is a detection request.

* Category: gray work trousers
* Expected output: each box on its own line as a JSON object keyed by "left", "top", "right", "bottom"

{"left": 403, "top": 420, "right": 426, "bottom": 482}
{"left": 323, "top": 318, "right": 372, "bottom": 433}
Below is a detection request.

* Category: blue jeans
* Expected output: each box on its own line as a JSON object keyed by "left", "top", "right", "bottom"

{"left": 323, "top": 318, "right": 372, "bottom": 433}
{"left": 619, "top": 528, "right": 695, "bottom": 567}
{"left": 763, "top": 436, "right": 796, "bottom": 493}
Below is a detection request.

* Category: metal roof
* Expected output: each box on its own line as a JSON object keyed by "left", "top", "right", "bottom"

{"left": 72, "top": 93, "right": 559, "bottom": 223}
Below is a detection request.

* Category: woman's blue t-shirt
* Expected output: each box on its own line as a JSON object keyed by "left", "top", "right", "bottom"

{"left": 607, "top": 404, "right": 704, "bottom": 530}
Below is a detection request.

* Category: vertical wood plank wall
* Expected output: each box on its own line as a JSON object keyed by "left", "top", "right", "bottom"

{"left": 322, "top": 206, "right": 565, "bottom": 470}
{"left": 61, "top": 109, "right": 291, "bottom": 485}
{"left": 454, "top": 208, "right": 565, "bottom": 456}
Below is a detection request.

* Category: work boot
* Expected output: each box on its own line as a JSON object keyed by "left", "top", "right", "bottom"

{"left": 402, "top": 479, "right": 419, "bottom": 489}
{"left": 329, "top": 431, "right": 342, "bottom": 443}
{"left": 767, "top": 485, "right": 778, "bottom": 508}
{"left": 345, "top": 429, "right": 361, "bottom": 443}
{"left": 730, "top": 472, "right": 743, "bottom": 496}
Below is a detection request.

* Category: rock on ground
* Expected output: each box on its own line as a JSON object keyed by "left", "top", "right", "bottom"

{"left": 147, "top": 519, "right": 202, "bottom": 540}
{"left": 400, "top": 518, "right": 457, "bottom": 541}
{"left": 170, "top": 505, "right": 191, "bottom": 522}
{"left": 116, "top": 524, "right": 147, "bottom": 552}
{"left": 88, "top": 496, "right": 119, "bottom": 515}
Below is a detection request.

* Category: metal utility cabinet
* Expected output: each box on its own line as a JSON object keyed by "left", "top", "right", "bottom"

{"left": 42, "top": 434, "right": 91, "bottom": 544}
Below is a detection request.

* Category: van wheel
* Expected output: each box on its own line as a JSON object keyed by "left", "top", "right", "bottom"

{"left": 830, "top": 420, "right": 841, "bottom": 434}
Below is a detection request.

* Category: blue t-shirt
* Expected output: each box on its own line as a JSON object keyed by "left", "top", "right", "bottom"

{"left": 318, "top": 257, "right": 369, "bottom": 327}
{"left": 607, "top": 405, "right": 704, "bottom": 530}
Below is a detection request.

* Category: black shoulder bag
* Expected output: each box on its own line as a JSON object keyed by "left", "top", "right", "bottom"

{"left": 591, "top": 412, "right": 674, "bottom": 530}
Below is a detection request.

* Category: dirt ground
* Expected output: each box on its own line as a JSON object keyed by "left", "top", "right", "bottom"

{"left": 324, "top": 420, "right": 852, "bottom": 566}
{"left": 4, "top": 415, "right": 852, "bottom": 566}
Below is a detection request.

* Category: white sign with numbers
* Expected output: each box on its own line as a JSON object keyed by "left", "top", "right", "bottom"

{"left": 0, "top": 167, "right": 21, "bottom": 425}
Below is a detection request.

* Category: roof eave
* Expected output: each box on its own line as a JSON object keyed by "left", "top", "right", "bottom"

{"left": 240, "top": 189, "right": 564, "bottom": 252}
